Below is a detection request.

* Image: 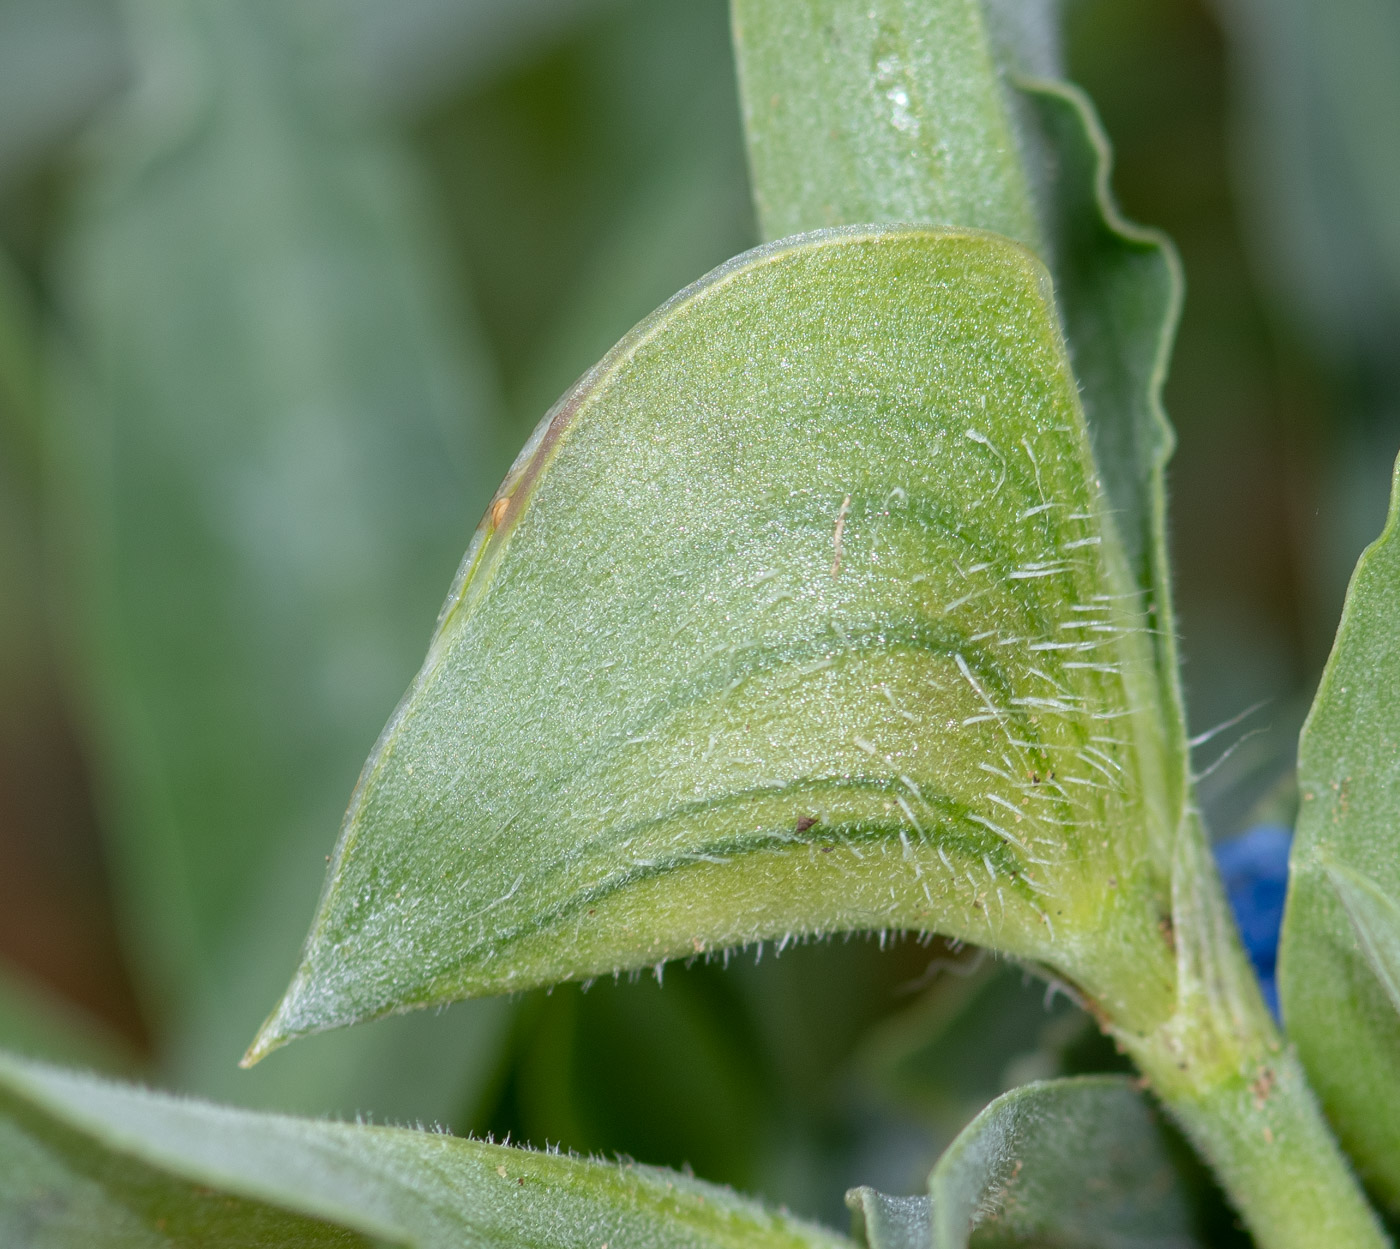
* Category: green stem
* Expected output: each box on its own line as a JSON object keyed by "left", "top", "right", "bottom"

{"left": 1144, "top": 1045, "right": 1389, "bottom": 1249}
{"left": 1128, "top": 823, "right": 1390, "bottom": 1249}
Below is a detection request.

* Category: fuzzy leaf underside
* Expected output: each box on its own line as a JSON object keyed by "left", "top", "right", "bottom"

{"left": 847, "top": 1077, "right": 1202, "bottom": 1249}
{"left": 0, "top": 1050, "right": 845, "bottom": 1249}
{"left": 1280, "top": 453, "right": 1400, "bottom": 1212}
{"left": 252, "top": 227, "right": 1177, "bottom": 1059}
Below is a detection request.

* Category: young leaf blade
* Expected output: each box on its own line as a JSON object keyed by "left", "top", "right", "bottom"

{"left": 252, "top": 226, "right": 1178, "bottom": 1060}
{"left": 1279, "top": 453, "right": 1400, "bottom": 1211}
{"left": 926, "top": 1076, "right": 1203, "bottom": 1249}
{"left": 0, "top": 1050, "right": 851, "bottom": 1249}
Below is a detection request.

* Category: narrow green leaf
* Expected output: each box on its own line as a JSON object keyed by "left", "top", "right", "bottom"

{"left": 729, "top": 0, "right": 1042, "bottom": 251}
{"left": 0, "top": 1050, "right": 852, "bottom": 1249}
{"left": 252, "top": 226, "right": 1179, "bottom": 1060}
{"left": 926, "top": 1076, "right": 1202, "bottom": 1249}
{"left": 51, "top": 0, "right": 509, "bottom": 1114}
{"left": 1014, "top": 81, "right": 1187, "bottom": 788}
{"left": 1280, "top": 453, "right": 1400, "bottom": 1211}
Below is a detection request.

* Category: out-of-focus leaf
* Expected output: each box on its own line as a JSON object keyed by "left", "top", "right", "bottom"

{"left": 857, "top": 958, "right": 1094, "bottom": 1149}
{"left": 346, "top": 0, "right": 616, "bottom": 115}
{"left": 0, "top": 247, "right": 43, "bottom": 683}
{"left": 417, "top": 0, "right": 756, "bottom": 448}
{"left": 1279, "top": 453, "right": 1400, "bottom": 1211}
{"left": 1214, "top": 0, "right": 1400, "bottom": 363}
{"left": 0, "top": 0, "right": 127, "bottom": 190}
{"left": 51, "top": 0, "right": 506, "bottom": 1114}
{"left": 0, "top": 966, "right": 136, "bottom": 1075}
{"left": 0, "top": 1050, "right": 854, "bottom": 1249}
{"left": 923, "top": 1076, "right": 1203, "bottom": 1249}
{"left": 490, "top": 969, "right": 769, "bottom": 1191}
{"left": 504, "top": 69, "right": 757, "bottom": 434}
{"left": 252, "top": 226, "right": 1180, "bottom": 1060}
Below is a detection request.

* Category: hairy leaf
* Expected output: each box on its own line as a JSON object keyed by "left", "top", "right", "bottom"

{"left": 927, "top": 1076, "right": 1202, "bottom": 1249}
{"left": 732, "top": 0, "right": 1187, "bottom": 795}
{"left": 51, "top": 0, "right": 506, "bottom": 1115}
{"left": 251, "top": 226, "right": 1179, "bottom": 1059}
{"left": 1280, "top": 454, "right": 1400, "bottom": 1211}
{"left": 847, "top": 1077, "right": 1202, "bottom": 1249}
{"left": 846, "top": 1189, "right": 929, "bottom": 1249}
{"left": 0, "top": 1050, "right": 851, "bottom": 1249}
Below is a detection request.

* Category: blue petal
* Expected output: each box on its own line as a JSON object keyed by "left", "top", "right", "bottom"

{"left": 1214, "top": 823, "right": 1292, "bottom": 1018}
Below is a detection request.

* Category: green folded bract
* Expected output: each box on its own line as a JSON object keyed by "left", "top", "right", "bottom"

{"left": 250, "top": 226, "right": 1179, "bottom": 1062}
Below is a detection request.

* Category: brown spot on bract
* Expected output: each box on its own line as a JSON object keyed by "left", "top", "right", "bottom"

{"left": 490, "top": 496, "right": 510, "bottom": 528}
{"left": 795, "top": 815, "right": 817, "bottom": 833}
{"left": 1158, "top": 915, "right": 1175, "bottom": 952}
{"left": 1251, "top": 1065, "right": 1276, "bottom": 1110}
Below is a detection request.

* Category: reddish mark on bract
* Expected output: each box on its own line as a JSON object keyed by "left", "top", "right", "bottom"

{"left": 1251, "top": 1065, "right": 1276, "bottom": 1110}
{"left": 490, "top": 496, "right": 511, "bottom": 528}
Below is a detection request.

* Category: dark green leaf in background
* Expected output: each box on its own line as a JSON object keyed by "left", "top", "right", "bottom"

{"left": 1279, "top": 453, "right": 1400, "bottom": 1214}
{"left": 855, "top": 957, "right": 1102, "bottom": 1152}
{"left": 49, "top": 0, "right": 509, "bottom": 1117}
{"left": 0, "top": 0, "right": 126, "bottom": 193}
{"left": 0, "top": 1049, "right": 853, "bottom": 1249}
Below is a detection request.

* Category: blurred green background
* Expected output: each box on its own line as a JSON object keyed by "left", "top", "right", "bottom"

{"left": 0, "top": 0, "right": 1396, "bottom": 1237}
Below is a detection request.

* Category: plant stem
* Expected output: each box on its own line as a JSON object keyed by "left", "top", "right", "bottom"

{"left": 1145, "top": 1045, "right": 1389, "bottom": 1249}
{"left": 1129, "top": 825, "right": 1390, "bottom": 1249}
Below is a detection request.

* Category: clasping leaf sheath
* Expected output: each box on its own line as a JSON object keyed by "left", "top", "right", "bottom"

{"left": 249, "top": 226, "right": 1179, "bottom": 1063}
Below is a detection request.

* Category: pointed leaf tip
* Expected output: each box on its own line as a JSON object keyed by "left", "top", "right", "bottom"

{"left": 262, "top": 226, "right": 1180, "bottom": 1053}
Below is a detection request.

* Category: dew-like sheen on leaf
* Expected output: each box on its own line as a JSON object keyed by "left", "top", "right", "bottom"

{"left": 251, "top": 227, "right": 1179, "bottom": 1060}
